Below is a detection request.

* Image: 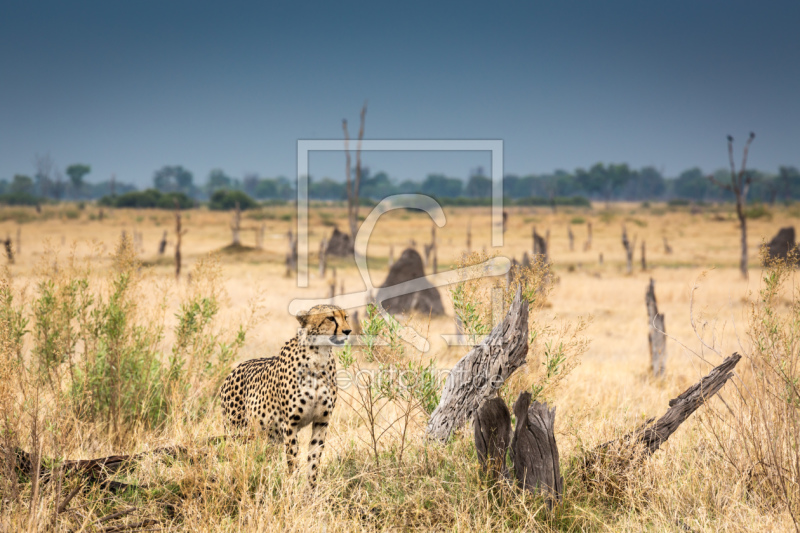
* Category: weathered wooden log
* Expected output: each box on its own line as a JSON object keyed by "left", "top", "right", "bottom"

{"left": 636, "top": 352, "right": 741, "bottom": 453}
{"left": 474, "top": 397, "right": 512, "bottom": 479}
{"left": 591, "top": 353, "right": 741, "bottom": 462}
{"left": 426, "top": 287, "right": 529, "bottom": 442}
{"left": 510, "top": 392, "right": 563, "bottom": 508}
{"left": 646, "top": 278, "right": 667, "bottom": 377}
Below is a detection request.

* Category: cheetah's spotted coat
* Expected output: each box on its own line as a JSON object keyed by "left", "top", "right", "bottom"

{"left": 220, "top": 304, "right": 351, "bottom": 487}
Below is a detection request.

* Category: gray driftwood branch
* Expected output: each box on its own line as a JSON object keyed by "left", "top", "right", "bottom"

{"left": 426, "top": 287, "right": 529, "bottom": 442}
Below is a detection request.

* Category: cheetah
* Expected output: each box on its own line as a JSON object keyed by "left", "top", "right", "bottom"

{"left": 220, "top": 304, "right": 351, "bottom": 488}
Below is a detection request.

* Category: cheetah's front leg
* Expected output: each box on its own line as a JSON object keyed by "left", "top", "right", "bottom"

{"left": 307, "top": 421, "right": 328, "bottom": 489}
{"left": 284, "top": 425, "right": 300, "bottom": 474}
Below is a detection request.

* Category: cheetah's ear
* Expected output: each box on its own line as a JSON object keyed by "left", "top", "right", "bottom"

{"left": 295, "top": 310, "right": 308, "bottom": 327}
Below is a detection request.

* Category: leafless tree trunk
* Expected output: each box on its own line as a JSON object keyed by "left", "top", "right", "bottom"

{"left": 343, "top": 102, "right": 368, "bottom": 242}
{"left": 663, "top": 237, "right": 672, "bottom": 255}
{"left": 502, "top": 211, "right": 508, "bottom": 234}
{"left": 645, "top": 278, "right": 666, "bottom": 377}
{"left": 622, "top": 225, "right": 636, "bottom": 275}
{"left": 466, "top": 221, "right": 472, "bottom": 253}
{"left": 708, "top": 133, "right": 756, "bottom": 279}
{"left": 174, "top": 200, "right": 187, "bottom": 280}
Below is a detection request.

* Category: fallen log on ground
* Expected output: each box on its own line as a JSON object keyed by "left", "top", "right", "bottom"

{"left": 587, "top": 352, "right": 742, "bottom": 468}
{"left": 427, "top": 286, "right": 529, "bottom": 442}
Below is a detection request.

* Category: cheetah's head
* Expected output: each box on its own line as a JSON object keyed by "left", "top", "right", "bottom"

{"left": 296, "top": 304, "right": 352, "bottom": 345}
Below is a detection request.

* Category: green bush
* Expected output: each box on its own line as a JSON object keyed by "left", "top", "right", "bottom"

{"left": 0, "top": 192, "right": 41, "bottom": 206}
{"left": 99, "top": 189, "right": 195, "bottom": 209}
{"left": 208, "top": 190, "right": 258, "bottom": 211}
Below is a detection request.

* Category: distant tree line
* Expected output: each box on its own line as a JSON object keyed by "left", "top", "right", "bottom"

{"left": 3, "top": 161, "right": 800, "bottom": 207}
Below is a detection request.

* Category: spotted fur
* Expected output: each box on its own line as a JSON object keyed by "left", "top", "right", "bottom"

{"left": 220, "top": 304, "right": 351, "bottom": 488}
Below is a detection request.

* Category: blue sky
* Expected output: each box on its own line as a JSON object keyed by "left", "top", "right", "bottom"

{"left": 1, "top": 1, "right": 798, "bottom": 187}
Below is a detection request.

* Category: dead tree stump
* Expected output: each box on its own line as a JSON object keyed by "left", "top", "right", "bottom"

{"left": 622, "top": 225, "right": 636, "bottom": 275}
{"left": 319, "top": 238, "right": 327, "bottom": 277}
{"left": 584, "top": 221, "right": 592, "bottom": 251}
{"left": 3, "top": 237, "right": 13, "bottom": 264}
{"left": 474, "top": 397, "right": 512, "bottom": 480}
{"left": 533, "top": 228, "right": 549, "bottom": 265}
{"left": 158, "top": 230, "right": 167, "bottom": 255}
{"left": 641, "top": 240, "right": 647, "bottom": 271}
{"left": 173, "top": 201, "right": 187, "bottom": 280}
{"left": 427, "top": 287, "right": 529, "bottom": 442}
{"left": 511, "top": 392, "right": 563, "bottom": 508}
{"left": 645, "top": 278, "right": 667, "bottom": 377}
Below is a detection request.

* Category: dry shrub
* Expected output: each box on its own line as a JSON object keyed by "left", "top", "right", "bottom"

{"left": 450, "top": 251, "right": 589, "bottom": 405}
{"left": 701, "top": 249, "right": 800, "bottom": 529}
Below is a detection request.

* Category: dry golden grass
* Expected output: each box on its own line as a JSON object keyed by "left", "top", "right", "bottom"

{"left": 1, "top": 200, "right": 798, "bottom": 531}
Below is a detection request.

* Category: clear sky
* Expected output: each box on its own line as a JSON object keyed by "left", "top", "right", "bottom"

{"left": 1, "top": 0, "right": 798, "bottom": 187}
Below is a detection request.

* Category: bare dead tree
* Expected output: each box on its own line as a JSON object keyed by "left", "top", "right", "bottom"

{"left": 502, "top": 211, "right": 508, "bottom": 234}
{"left": 584, "top": 221, "right": 592, "bottom": 251}
{"left": 663, "top": 236, "right": 672, "bottom": 255}
{"left": 343, "top": 101, "right": 368, "bottom": 242}
{"left": 568, "top": 225, "right": 574, "bottom": 251}
{"left": 708, "top": 132, "right": 756, "bottom": 279}
{"left": 645, "top": 278, "right": 667, "bottom": 377}
{"left": 466, "top": 221, "right": 472, "bottom": 253}
{"left": 174, "top": 200, "right": 187, "bottom": 280}
{"left": 622, "top": 224, "right": 636, "bottom": 275}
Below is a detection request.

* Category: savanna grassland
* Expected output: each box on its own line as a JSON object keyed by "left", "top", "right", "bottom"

{"left": 1, "top": 201, "right": 799, "bottom": 532}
